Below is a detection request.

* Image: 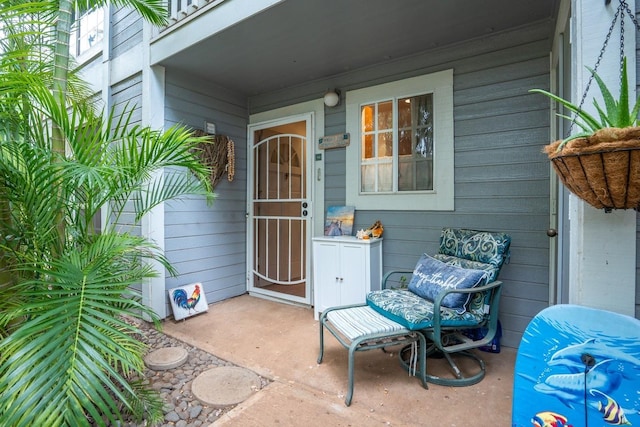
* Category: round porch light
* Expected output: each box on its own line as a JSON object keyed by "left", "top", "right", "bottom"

{"left": 324, "top": 90, "right": 340, "bottom": 107}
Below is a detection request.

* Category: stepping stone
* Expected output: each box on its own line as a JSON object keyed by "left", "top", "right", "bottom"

{"left": 191, "top": 366, "right": 261, "bottom": 407}
{"left": 144, "top": 346, "right": 189, "bottom": 370}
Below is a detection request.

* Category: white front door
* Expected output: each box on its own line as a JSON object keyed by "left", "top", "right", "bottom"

{"left": 247, "top": 115, "right": 313, "bottom": 305}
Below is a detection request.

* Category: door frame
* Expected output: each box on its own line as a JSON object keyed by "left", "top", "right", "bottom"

{"left": 248, "top": 99, "right": 325, "bottom": 306}
{"left": 548, "top": 0, "right": 571, "bottom": 305}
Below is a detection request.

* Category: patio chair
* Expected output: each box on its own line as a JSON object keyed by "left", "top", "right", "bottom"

{"left": 317, "top": 228, "right": 510, "bottom": 405}
{"left": 366, "top": 228, "right": 511, "bottom": 386}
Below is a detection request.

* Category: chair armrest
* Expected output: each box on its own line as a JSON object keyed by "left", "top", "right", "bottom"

{"left": 381, "top": 270, "right": 414, "bottom": 289}
{"left": 430, "top": 280, "right": 503, "bottom": 350}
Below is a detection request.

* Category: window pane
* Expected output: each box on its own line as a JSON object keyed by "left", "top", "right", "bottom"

{"left": 377, "top": 101, "right": 393, "bottom": 130}
{"left": 398, "top": 98, "right": 412, "bottom": 128}
{"left": 73, "top": 7, "right": 104, "bottom": 56}
{"left": 361, "top": 164, "right": 375, "bottom": 192}
{"left": 362, "top": 134, "right": 374, "bottom": 159}
{"left": 377, "top": 132, "right": 393, "bottom": 158}
{"left": 415, "top": 158, "right": 433, "bottom": 190}
{"left": 378, "top": 162, "right": 392, "bottom": 192}
{"left": 398, "top": 129, "right": 412, "bottom": 155}
{"left": 399, "top": 157, "right": 433, "bottom": 191}
{"left": 397, "top": 93, "right": 434, "bottom": 191}
{"left": 362, "top": 105, "right": 374, "bottom": 132}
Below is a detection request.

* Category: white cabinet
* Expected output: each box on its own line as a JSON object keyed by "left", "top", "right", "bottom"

{"left": 312, "top": 236, "right": 383, "bottom": 320}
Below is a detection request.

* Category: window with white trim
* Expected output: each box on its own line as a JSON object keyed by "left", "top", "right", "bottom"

{"left": 345, "top": 69, "right": 454, "bottom": 211}
{"left": 70, "top": 6, "right": 104, "bottom": 57}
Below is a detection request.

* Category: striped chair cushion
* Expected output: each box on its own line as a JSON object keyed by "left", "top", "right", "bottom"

{"left": 326, "top": 305, "right": 408, "bottom": 341}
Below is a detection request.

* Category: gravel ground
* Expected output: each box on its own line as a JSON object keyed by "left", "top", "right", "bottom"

{"left": 120, "top": 321, "right": 269, "bottom": 427}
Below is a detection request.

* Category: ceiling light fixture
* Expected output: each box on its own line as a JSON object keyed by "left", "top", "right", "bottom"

{"left": 324, "top": 89, "right": 340, "bottom": 107}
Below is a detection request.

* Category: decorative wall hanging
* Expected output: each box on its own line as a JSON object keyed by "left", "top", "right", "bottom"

{"left": 168, "top": 282, "right": 208, "bottom": 321}
{"left": 531, "top": 0, "right": 640, "bottom": 211}
{"left": 192, "top": 130, "right": 235, "bottom": 188}
{"left": 319, "top": 133, "right": 350, "bottom": 150}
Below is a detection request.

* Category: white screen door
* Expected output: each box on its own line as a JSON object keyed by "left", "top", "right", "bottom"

{"left": 248, "top": 115, "right": 312, "bottom": 305}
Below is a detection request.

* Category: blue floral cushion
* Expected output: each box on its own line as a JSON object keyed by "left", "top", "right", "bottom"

{"left": 366, "top": 289, "right": 485, "bottom": 331}
{"left": 438, "top": 228, "right": 511, "bottom": 282}
{"left": 407, "top": 254, "right": 487, "bottom": 313}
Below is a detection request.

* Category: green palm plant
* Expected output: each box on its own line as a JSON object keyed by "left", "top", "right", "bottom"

{"left": 530, "top": 57, "right": 640, "bottom": 150}
{"left": 0, "top": 1, "right": 215, "bottom": 425}
{"left": 0, "top": 88, "right": 213, "bottom": 427}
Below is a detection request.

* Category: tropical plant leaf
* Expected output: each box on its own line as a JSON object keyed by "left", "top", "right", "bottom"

{"left": 0, "top": 233, "right": 162, "bottom": 426}
{"left": 531, "top": 56, "right": 640, "bottom": 150}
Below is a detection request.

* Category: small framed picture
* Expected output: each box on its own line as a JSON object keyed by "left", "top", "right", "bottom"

{"left": 324, "top": 205, "right": 355, "bottom": 236}
{"left": 168, "top": 282, "right": 208, "bottom": 321}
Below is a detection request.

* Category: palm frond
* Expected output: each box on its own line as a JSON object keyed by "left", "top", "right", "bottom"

{"left": 74, "top": 0, "right": 168, "bottom": 27}
{"left": 0, "top": 233, "right": 162, "bottom": 425}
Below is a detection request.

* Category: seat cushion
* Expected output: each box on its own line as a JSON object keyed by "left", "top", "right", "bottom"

{"left": 407, "top": 254, "right": 487, "bottom": 313}
{"left": 325, "top": 305, "right": 408, "bottom": 341}
{"left": 366, "top": 289, "right": 485, "bottom": 331}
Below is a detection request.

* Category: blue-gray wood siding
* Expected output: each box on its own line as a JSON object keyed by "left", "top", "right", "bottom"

{"left": 110, "top": 7, "right": 143, "bottom": 58}
{"left": 164, "top": 70, "right": 249, "bottom": 316}
{"left": 250, "top": 21, "right": 553, "bottom": 348}
{"left": 110, "top": 73, "right": 143, "bottom": 247}
{"left": 110, "top": 73, "right": 144, "bottom": 292}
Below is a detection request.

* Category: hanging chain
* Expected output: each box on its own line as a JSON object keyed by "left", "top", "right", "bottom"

{"left": 568, "top": 0, "right": 640, "bottom": 135}
{"left": 569, "top": 2, "right": 620, "bottom": 135}
{"left": 621, "top": 0, "right": 640, "bottom": 29}
{"left": 619, "top": 1, "right": 625, "bottom": 82}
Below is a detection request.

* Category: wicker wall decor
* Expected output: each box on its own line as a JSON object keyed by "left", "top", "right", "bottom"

{"left": 545, "top": 127, "right": 640, "bottom": 211}
{"left": 192, "top": 130, "right": 235, "bottom": 188}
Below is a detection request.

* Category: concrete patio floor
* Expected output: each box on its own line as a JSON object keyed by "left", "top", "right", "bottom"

{"left": 162, "top": 294, "right": 515, "bottom": 426}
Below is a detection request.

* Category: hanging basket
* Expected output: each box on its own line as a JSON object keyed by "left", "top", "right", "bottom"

{"left": 545, "top": 127, "right": 640, "bottom": 210}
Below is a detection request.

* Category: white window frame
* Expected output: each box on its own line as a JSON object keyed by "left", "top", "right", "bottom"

{"left": 345, "top": 69, "right": 454, "bottom": 211}
{"left": 70, "top": 6, "right": 105, "bottom": 60}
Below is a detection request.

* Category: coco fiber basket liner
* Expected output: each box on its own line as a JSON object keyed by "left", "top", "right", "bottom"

{"left": 544, "top": 127, "right": 640, "bottom": 210}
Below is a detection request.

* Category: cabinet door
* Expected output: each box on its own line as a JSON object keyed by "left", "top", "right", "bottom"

{"left": 339, "top": 243, "right": 367, "bottom": 306}
{"left": 313, "top": 241, "right": 341, "bottom": 315}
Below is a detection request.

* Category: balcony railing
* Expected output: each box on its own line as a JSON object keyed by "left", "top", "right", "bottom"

{"left": 163, "top": 0, "right": 226, "bottom": 31}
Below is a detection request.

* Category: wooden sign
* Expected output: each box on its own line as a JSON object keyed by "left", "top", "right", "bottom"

{"left": 319, "top": 133, "right": 350, "bottom": 149}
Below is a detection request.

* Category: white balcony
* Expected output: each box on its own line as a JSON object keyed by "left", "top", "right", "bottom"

{"left": 162, "top": 0, "right": 226, "bottom": 31}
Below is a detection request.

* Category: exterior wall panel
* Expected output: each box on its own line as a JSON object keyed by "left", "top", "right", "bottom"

{"left": 110, "top": 73, "right": 143, "bottom": 240}
{"left": 163, "top": 70, "right": 249, "bottom": 315}
{"left": 111, "top": 7, "right": 143, "bottom": 58}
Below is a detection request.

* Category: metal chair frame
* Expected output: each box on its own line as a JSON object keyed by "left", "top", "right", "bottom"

{"left": 318, "top": 304, "right": 428, "bottom": 406}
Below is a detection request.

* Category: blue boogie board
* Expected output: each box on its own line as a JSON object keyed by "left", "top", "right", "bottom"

{"left": 512, "top": 304, "right": 640, "bottom": 427}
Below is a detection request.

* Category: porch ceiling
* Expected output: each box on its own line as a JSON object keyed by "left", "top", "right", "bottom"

{"left": 156, "top": 0, "right": 559, "bottom": 97}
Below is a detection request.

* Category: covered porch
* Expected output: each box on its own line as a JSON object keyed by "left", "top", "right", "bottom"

{"left": 163, "top": 294, "right": 515, "bottom": 425}
{"left": 138, "top": 0, "right": 638, "bottom": 358}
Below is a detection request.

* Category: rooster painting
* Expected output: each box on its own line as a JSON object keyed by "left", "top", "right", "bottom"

{"left": 170, "top": 283, "right": 207, "bottom": 320}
